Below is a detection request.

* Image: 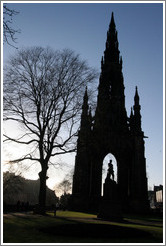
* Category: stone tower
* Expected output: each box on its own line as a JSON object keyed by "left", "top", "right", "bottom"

{"left": 72, "top": 13, "right": 149, "bottom": 213}
{"left": 72, "top": 87, "right": 92, "bottom": 210}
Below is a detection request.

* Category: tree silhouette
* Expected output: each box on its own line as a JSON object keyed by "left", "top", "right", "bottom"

{"left": 3, "top": 46, "right": 97, "bottom": 214}
{"left": 3, "top": 4, "right": 20, "bottom": 47}
{"left": 56, "top": 179, "right": 72, "bottom": 195}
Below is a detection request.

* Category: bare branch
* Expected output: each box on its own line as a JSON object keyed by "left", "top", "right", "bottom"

{"left": 8, "top": 154, "right": 40, "bottom": 164}
{"left": 50, "top": 148, "right": 76, "bottom": 157}
{"left": 3, "top": 4, "right": 21, "bottom": 48}
{"left": 3, "top": 134, "right": 38, "bottom": 145}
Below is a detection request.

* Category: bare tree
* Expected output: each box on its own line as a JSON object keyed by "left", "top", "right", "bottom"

{"left": 56, "top": 179, "right": 72, "bottom": 196}
{"left": 54, "top": 167, "right": 74, "bottom": 196}
{"left": 3, "top": 3, "right": 20, "bottom": 47}
{"left": 3, "top": 46, "right": 97, "bottom": 214}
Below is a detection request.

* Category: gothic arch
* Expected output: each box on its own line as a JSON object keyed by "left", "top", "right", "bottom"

{"left": 102, "top": 153, "right": 117, "bottom": 195}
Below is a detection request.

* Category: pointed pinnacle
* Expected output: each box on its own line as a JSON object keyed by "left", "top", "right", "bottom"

{"left": 83, "top": 86, "right": 88, "bottom": 101}
{"left": 82, "top": 86, "right": 89, "bottom": 114}
{"left": 134, "top": 86, "right": 139, "bottom": 102}
{"left": 108, "top": 12, "right": 116, "bottom": 31}
{"left": 84, "top": 86, "right": 88, "bottom": 97}
{"left": 130, "top": 107, "right": 133, "bottom": 117}
{"left": 111, "top": 12, "right": 115, "bottom": 26}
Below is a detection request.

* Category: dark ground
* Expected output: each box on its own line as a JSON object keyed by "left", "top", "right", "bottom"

{"left": 3, "top": 210, "right": 163, "bottom": 243}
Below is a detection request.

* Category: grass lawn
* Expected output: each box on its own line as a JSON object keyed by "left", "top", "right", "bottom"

{"left": 3, "top": 210, "right": 163, "bottom": 243}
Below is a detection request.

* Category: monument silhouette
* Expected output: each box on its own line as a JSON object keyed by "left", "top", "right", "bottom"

{"left": 72, "top": 13, "right": 149, "bottom": 215}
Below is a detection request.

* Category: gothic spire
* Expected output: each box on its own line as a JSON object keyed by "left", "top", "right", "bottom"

{"left": 94, "top": 12, "right": 128, "bottom": 134}
{"left": 104, "top": 11, "right": 120, "bottom": 63}
{"left": 82, "top": 86, "right": 88, "bottom": 115}
{"left": 80, "top": 87, "right": 92, "bottom": 132}
{"left": 134, "top": 86, "right": 140, "bottom": 107}
{"left": 133, "top": 86, "right": 142, "bottom": 133}
{"left": 76, "top": 87, "right": 92, "bottom": 150}
{"left": 110, "top": 12, "right": 115, "bottom": 27}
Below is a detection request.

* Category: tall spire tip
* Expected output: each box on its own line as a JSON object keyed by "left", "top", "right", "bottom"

{"left": 135, "top": 86, "right": 139, "bottom": 96}
{"left": 111, "top": 12, "right": 115, "bottom": 24}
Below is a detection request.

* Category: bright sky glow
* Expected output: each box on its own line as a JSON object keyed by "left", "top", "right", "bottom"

{"left": 2, "top": 1, "right": 164, "bottom": 192}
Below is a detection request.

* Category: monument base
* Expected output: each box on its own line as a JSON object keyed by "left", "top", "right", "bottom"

{"left": 97, "top": 178, "right": 123, "bottom": 221}
{"left": 98, "top": 198, "right": 122, "bottom": 221}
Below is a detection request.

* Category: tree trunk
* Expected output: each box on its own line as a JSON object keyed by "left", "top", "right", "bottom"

{"left": 37, "top": 167, "right": 48, "bottom": 215}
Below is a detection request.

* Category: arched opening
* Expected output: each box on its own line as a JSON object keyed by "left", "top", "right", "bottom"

{"left": 102, "top": 153, "right": 117, "bottom": 196}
